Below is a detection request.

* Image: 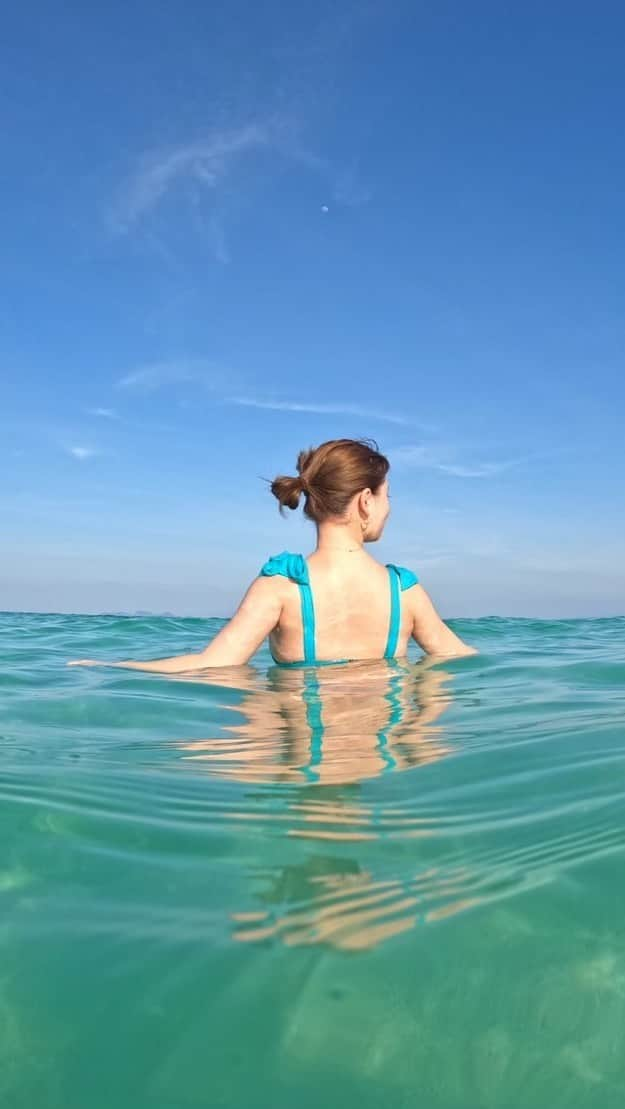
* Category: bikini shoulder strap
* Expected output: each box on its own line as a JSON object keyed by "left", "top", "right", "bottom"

{"left": 259, "top": 552, "right": 316, "bottom": 663}
{"left": 259, "top": 551, "right": 309, "bottom": 583}
{"left": 386, "top": 564, "right": 419, "bottom": 591}
{"left": 384, "top": 564, "right": 419, "bottom": 658}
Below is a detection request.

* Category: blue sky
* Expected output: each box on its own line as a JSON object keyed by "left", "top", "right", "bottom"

{"left": 3, "top": 1, "right": 624, "bottom": 617}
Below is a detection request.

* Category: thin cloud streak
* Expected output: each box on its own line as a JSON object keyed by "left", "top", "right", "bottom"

{"left": 115, "top": 363, "right": 430, "bottom": 426}
{"left": 228, "top": 396, "right": 412, "bottom": 425}
{"left": 390, "top": 444, "right": 542, "bottom": 478}
{"left": 116, "top": 360, "right": 224, "bottom": 391}
{"left": 87, "top": 407, "right": 117, "bottom": 419}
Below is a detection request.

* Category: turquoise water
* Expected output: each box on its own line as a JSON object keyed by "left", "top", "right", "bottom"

{"left": 2, "top": 613, "right": 625, "bottom": 1108}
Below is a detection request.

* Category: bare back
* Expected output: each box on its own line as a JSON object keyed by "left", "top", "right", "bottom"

{"left": 268, "top": 550, "right": 416, "bottom": 664}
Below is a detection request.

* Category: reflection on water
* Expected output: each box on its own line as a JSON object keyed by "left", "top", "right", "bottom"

{"left": 171, "top": 659, "right": 470, "bottom": 949}
{"left": 170, "top": 659, "right": 456, "bottom": 949}
{"left": 231, "top": 863, "right": 479, "bottom": 950}
{"left": 176, "top": 658, "right": 454, "bottom": 785}
{"left": 162, "top": 648, "right": 625, "bottom": 953}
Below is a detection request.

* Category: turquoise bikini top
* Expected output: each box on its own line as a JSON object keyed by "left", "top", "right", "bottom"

{"left": 259, "top": 551, "right": 419, "bottom": 667}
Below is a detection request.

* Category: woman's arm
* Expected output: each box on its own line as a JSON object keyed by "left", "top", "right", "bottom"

{"left": 68, "top": 578, "right": 283, "bottom": 672}
{"left": 410, "top": 585, "right": 477, "bottom": 658}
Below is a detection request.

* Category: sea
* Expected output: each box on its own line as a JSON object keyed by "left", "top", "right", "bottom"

{"left": 2, "top": 611, "right": 625, "bottom": 1108}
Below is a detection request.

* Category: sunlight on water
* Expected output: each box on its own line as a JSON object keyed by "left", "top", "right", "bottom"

{"left": 2, "top": 613, "right": 625, "bottom": 1107}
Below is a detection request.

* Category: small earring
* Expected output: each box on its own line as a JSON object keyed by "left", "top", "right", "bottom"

{"left": 361, "top": 519, "right": 368, "bottom": 533}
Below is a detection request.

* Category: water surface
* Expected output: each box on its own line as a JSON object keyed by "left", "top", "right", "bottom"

{"left": 2, "top": 613, "right": 625, "bottom": 1107}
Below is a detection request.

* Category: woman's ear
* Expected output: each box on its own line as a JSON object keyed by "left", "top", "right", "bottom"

{"left": 358, "top": 487, "right": 372, "bottom": 519}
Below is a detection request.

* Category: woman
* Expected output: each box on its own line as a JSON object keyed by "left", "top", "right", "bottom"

{"left": 69, "top": 438, "right": 475, "bottom": 671}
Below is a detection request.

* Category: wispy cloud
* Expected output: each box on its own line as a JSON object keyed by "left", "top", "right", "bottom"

{"left": 116, "top": 359, "right": 228, "bottom": 391}
{"left": 283, "top": 144, "right": 371, "bottom": 208}
{"left": 117, "top": 364, "right": 195, "bottom": 390}
{"left": 109, "top": 125, "right": 269, "bottom": 235}
{"left": 228, "top": 396, "right": 411, "bottom": 426}
{"left": 407, "top": 551, "right": 456, "bottom": 567}
{"left": 87, "top": 407, "right": 117, "bottom": 419}
{"left": 109, "top": 116, "right": 371, "bottom": 264}
{"left": 115, "top": 367, "right": 415, "bottom": 426}
{"left": 390, "top": 444, "right": 541, "bottom": 478}
{"left": 67, "top": 445, "right": 98, "bottom": 461}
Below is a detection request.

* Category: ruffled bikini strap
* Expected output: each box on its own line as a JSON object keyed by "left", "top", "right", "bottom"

{"left": 259, "top": 551, "right": 310, "bottom": 584}
{"left": 386, "top": 564, "right": 419, "bottom": 591}
{"left": 384, "top": 564, "right": 419, "bottom": 658}
{"left": 259, "top": 552, "right": 315, "bottom": 663}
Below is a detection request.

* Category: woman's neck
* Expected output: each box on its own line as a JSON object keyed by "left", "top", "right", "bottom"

{"left": 315, "top": 521, "right": 365, "bottom": 555}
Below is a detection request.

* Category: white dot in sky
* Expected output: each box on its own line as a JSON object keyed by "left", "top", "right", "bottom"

{"left": 321, "top": 205, "right": 329, "bottom": 213}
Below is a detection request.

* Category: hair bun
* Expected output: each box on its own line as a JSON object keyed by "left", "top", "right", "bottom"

{"left": 270, "top": 473, "right": 303, "bottom": 512}
{"left": 269, "top": 438, "right": 390, "bottom": 523}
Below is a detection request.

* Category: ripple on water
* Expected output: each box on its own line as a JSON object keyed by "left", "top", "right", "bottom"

{"left": 2, "top": 613, "right": 625, "bottom": 1107}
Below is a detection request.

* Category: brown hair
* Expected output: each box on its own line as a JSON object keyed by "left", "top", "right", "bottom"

{"left": 271, "top": 438, "right": 390, "bottom": 522}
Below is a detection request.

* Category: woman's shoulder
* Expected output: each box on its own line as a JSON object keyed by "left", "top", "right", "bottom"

{"left": 386, "top": 563, "right": 420, "bottom": 590}
{"left": 259, "top": 551, "right": 309, "bottom": 584}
